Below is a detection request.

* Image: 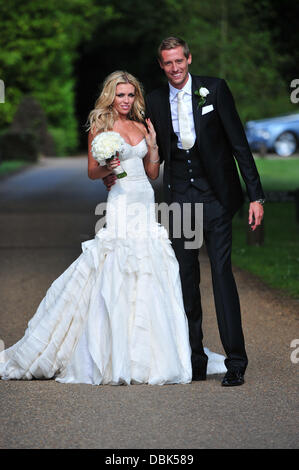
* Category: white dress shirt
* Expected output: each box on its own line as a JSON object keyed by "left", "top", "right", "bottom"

{"left": 169, "top": 74, "right": 196, "bottom": 149}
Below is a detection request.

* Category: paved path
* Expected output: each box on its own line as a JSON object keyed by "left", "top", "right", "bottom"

{"left": 0, "top": 157, "right": 298, "bottom": 449}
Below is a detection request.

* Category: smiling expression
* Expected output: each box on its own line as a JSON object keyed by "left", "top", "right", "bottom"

{"left": 113, "top": 83, "right": 135, "bottom": 117}
{"left": 159, "top": 46, "right": 192, "bottom": 89}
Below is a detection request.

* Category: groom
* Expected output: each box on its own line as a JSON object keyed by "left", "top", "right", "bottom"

{"left": 145, "top": 37, "right": 265, "bottom": 387}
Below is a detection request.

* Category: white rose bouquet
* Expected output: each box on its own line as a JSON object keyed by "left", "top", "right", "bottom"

{"left": 91, "top": 131, "right": 127, "bottom": 178}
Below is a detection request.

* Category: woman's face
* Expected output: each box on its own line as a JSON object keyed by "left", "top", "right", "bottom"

{"left": 113, "top": 83, "right": 136, "bottom": 117}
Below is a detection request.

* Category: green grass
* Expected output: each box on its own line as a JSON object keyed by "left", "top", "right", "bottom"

{"left": 253, "top": 157, "right": 299, "bottom": 191}
{"left": 232, "top": 202, "right": 299, "bottom": 298}
{"left": 238, "top": 156, "right": 299, "bottom": 192}
{"left": 0, "top": 160, "right": 30, "bottom": 176}
{"left": 233, "top": 157, "right": 299, "bottom": 298}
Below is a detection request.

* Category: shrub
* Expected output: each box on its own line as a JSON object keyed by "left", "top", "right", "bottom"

{"left": 10, "top": 95, "right": 56, "bottom": 156}
{"left": 0, "top": 131, "right": 39, "bottom": 162}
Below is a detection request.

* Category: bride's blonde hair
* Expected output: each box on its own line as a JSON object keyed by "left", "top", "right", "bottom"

{"left": 87, "top": 71, "right": 145, "bottom": 135}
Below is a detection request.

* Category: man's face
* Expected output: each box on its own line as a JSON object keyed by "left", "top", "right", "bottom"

{"left": 159, "top": 46, "right": 192, "bottom": 89}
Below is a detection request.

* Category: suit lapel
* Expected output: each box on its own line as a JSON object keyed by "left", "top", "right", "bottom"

{"left": 191, "top": 75, "right": 203, "bottom": 151}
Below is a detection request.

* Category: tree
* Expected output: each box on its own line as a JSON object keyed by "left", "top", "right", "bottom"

{"left": 164, "top": 0, "right": 293, "bottom": 121}
{"left": 0, "top": 0, "right": 116, "bottom": 154}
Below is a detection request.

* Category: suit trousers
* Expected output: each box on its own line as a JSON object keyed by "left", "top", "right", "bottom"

{"left": 169, "top": 186, "right": 248, "bottom": 374}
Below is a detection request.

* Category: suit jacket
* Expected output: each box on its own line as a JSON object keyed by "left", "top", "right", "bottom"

{"left": 145, "top": 74, "right": 265, "bottom": 216}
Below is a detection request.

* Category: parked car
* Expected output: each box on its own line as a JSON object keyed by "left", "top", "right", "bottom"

{"left": 245, "top": 113, "right": 299, "bottom": 157}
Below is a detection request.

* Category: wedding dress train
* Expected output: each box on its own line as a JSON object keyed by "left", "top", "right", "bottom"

{"left": 0, "top": 138, "right": 226, "bottom": 385}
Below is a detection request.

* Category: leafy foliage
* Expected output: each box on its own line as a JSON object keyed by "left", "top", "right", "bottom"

{"left": 0, "top": 0, "right": 296, "bottom": 154}
{"left": 0, "top": 0, "right": 115, "bottom": 154}
{"left": 165, "top": 0, "right": 294, "bottom": 121}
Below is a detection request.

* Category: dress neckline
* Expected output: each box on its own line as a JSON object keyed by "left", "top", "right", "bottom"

{"left": 123, "top": 137, "right": 146, "bottom": 147}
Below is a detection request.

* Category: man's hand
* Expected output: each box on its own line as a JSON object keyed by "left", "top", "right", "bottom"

{"left": 248, "top": 201, "right": 264, "bottom": 231}
{"left": 103, "top": 173, "right": 117, "bottom": 191}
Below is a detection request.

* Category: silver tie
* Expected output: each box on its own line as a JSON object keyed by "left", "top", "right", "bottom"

{"left": 177, "top": 90, "right": 195, "bottom": 150}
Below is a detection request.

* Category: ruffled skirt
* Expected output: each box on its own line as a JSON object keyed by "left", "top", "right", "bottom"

{"left": 0, "top": 225, "right": 193, "bottom": 384}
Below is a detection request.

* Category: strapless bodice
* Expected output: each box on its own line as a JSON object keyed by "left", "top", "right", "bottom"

{"left": 119, "top": 139, "right": 148, "bottom": 181}
{"left": 121, "top": 138, "right": 147, "bottom": 161}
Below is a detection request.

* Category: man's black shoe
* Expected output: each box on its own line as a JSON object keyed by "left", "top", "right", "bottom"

{"left": 221, "top": 369, "right": 245, "bottom": 386}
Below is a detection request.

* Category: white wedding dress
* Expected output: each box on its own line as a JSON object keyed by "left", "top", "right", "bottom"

{"left": 0, "top": 138, "right": 226, "bottom": 385}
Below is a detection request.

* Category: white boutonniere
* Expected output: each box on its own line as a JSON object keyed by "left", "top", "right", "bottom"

{"left": 194, "top": 87, "right": 210, "bottom": 109}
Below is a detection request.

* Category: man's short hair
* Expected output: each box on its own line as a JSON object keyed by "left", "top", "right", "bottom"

{"left": 158, "top": 37, "right": 190, "bottom": 61}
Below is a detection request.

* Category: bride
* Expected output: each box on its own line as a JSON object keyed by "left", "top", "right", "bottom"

{"left": 0, "top": 71, "right": 225, "bottom": 385}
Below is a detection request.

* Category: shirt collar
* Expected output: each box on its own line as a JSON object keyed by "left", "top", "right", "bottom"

{"left": 169, "top": 73, "right": 192, "bottom": 102}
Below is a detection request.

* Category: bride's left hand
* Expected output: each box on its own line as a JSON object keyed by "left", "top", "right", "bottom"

{"left": 145, "top": 118, "right": 157, "bottom": 149}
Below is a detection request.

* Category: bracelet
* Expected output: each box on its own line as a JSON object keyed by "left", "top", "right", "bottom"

{"left": 149, "top": 158, "right": 160, "bottom": 164}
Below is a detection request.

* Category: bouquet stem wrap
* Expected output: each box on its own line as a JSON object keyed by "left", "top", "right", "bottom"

{"left": 106, "top": 153, "right": 127, "bottom": 179}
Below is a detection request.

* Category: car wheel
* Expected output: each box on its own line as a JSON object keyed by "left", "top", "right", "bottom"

{"left": 274, "top": 131, "right": 297, "bottom": 157}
